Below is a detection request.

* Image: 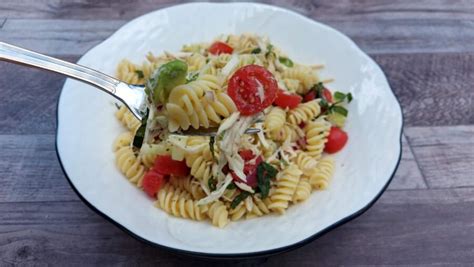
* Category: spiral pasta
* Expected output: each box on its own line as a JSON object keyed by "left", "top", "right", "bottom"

{"left": 264, "top": 107, "right": 286, "bottom": 134}
{"left": 292, "top": 152, "right": 318, "bottom": 175}
{"left": 166, "top": 76, "right": 237, "bottom": 131}
{"left": 116, "top": 105, "right": 140, "bottom": 132}
{"left": 168, "top": 176, "right": 206, "bottom": 200}
{"left": 282, "top": 66, "right": 319, "bottom": 94}
{"left": 308, "top": 156, "right": 335, "bottom": 190}
{"left": 287, "top": 100, "right": 321, "bottom": 126}
{"left": 155, "top": 185, "right": 208, "bottom": 221}
{"left": 208, "top": 201, "right": 229, "bottom": 228}
{"left": 268, "top": 164, "right": 303, "bottom": 214}
{"left": 115, "top": 146, "right": 146, "bottom": 186}
{"left": 292, "top": 177, "right": 312, "bottom": 203}
{"left": 113, "top": 131, "right": 133, "bottom": 151}
{"left": 268, "top": 123, "right": 302, "bottom": 142}
{"left": 304, "top": 117, "right": 331, "bottom": 159}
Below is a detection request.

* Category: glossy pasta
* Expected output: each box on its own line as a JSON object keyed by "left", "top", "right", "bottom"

{"left": 113, "top": 33, "right": 351, "bottom": 228}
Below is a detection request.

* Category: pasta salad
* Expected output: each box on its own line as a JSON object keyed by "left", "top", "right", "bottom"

{"left": 113, "top": 34, "right": 352, "bottom": 228}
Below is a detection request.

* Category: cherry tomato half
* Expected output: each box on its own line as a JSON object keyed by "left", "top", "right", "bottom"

{"left": 208, "top": 41, "right": 233, "bottom": 55}
{"left": 274, "top": 90, "right": 302, "bottom": 109}
{"left": 153, "top": 155, "right": 190, "bottom": 176}
{"left": 228, "top": 65, "right": 278, "bottom": 115}
{"left": 322, "top": 88, "right": 333, "bottom": 102}
{"left": 231, "top": 156, "right": 263, "bottom": 188}
{"left": 324, "top": 127, "right": 348, "bottom": 154}
{"left": 142, "top": 169, "right": 165, "bottom": 198}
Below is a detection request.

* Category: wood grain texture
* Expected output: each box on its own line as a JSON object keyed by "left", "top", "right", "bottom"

{"left": 0, "top": 188, "right": 472, "bottom": 265}
{"left": 387, "top": 134, "right": 427, "bottom": 190}
{"left": 406, "top": 125, "right": 474, "bottom": 188}
{"left": 2, "top": 0, "right": 473, "bottom": 20}
{"left": 373, "top": 53, "right": 474, "bottom": 126}
{"left": 2, "top": 17, "right": 474, "bottom": 55}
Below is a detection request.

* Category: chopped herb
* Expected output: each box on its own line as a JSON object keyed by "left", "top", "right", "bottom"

{"left": 230, "top": 191, "right": 251, "bottom": 209}
{"left": 186, "top": 72, "right": 199, "bottom": 83}
{"left": 257, "top": 162, "right": 278, "bottom": 198}
{"left": 205, "top": 58, "right": 210, "bottom": 64}
{"left": 227, "top": 183, "right": 237, "bottom": 190}
{"left": 134, "top": 70, "right": 144, "bottom": 79}
{"left": 208, "top": 177, "right": 217, "bottom": 192}
{"left": 132, "top": 109, "right": 149, "bottom": 149}
{"left": 265, "top": 44, "right": 274, "bottom": 57}
{"left": 278, "top": 57, "right": 294, "bottom": 67}
{"left": 209, "top": 136, "right": 216, "bottom": 161}
{"left": 251, "top": 47, "right": 262, "bottom": 54}
{"left": 332, "top": 105, "right": 348, "bottom": 117}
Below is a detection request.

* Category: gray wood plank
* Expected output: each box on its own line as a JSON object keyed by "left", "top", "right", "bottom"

{"left": 0, "top": 135, "right": 78, "bottom": 202}
{"left": 0, "top": 56, "right": 77, "bottom": 135}
{"left": 0, "top": 133, "right": 425, "bottom": 203}
{"left": 405, "top": 125, "right": 474, "bottom": 189}
{"left": 373, "top": 53, "right": 474, "bottom": 126}
{"left": 0, "top": 19, "right": 126, "bottom": 56}
{"left": 0, "top": 188, "right": 472, "bottom": 265}
{"left": 1, "top": 0, "right": 473, "bottom": 20}
{"left": 2, "top": 17, "right": 474, "bottom": 55}
{"left": 388, "top": 134, "right": 427, "bottom": 190}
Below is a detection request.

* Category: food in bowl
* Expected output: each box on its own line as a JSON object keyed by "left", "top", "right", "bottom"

{"left": 113, "top": 34, "right": 353, "bottom": 228}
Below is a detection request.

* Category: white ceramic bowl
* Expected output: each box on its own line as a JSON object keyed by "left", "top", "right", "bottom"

{"left": 56, "top": 2, "right": 403, "bottom": 258}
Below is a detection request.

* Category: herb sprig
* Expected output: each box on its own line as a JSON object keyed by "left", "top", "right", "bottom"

{"left": 313, "top": 82, "right": 353, "bottom": 117}
{"left": 132, "top": 109, "right": 149, "bottom": 149}
{"left": 257, "top": 162, "right": 278, "bottom": 198}
{"left": 230, "top": 191, "right": 251, "bottom": 209}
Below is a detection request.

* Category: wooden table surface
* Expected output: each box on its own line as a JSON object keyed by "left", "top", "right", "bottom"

{"left": 1, "top": 0, "right": 473, "bottom": 265}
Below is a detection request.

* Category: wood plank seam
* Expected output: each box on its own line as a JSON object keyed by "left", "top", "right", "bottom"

{"left": 404, "top": 131, "right": 431, "bottom": 188}
{"left": 0, "top": 18, "right": 6, "bottom": 29}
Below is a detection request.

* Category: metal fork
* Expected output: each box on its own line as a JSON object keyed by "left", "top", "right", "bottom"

{"left": 0, "top": 42, "right": 259, "bottom": 136}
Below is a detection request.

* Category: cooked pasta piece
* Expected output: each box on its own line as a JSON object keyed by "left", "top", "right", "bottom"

{"left": 292, "top": 152, "right": 318, "bottom": 175}
{"left": 282, "top": 66, "right": 319, "bottom": 94}
{"left": 292, "top": 177, "right": 312, "bottom": 203}
{"left": 287, "top": 100, "right": 321, "bottom": 126}
{"left": 308, "top": 156, "right": 335, "bottom": 190}
{"left": 304, "top": 117, "right": 331, "bottom": 159}
{"left": 264, "top": 106, "right": 286, "bottom": 133}
{"left": 208, "top": 201, "right": 229, "bottom": 228}
{"left": 115, "top": 146, "right": 146, "bottom": 186}
{"left": 168, "top": 175, "right": 206, "bottom": 200}
{"left": 268, "top": 164, "right": 303, "bottom": 214}
{"left": 155, "top": 185, "right": 208, "bottom": 220}
{"left": 115, "top": 105, "right": 140, "bottom": 132}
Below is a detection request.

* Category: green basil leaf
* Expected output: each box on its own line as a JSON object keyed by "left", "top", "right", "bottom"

{"left": 319, "top": 98, "right": 329, "bottom": 110}
{"left": 227, "top": 183, "right": 237, "bottom": 190}
{"left": 251, "top": 47, "right": 261, "bottom": 54}
{"left": 332, "top": 105, "right": 348, "bottom": 117}
{"left": 257, "top": 162, "right": 277, "bottom": 198}
{"left": 347, "top": 93, "right": 353, "bottom": 103}
{"left": 132, "top": 109, "right": 149, "bottom": 149}
{"left": 134, "top": 70, "right": 144, "bottom": 79}
{"left": 279, "top": 57, "right": 294, "bottom": 67}
{"left": 334, "top": 91, "right": 346, "bottom": 102}
{"left": 230, "top": 191, "right": 250, "bottom": 209}
{"left": 265, "top": 44, "right": 274, "bottom": 57}
{"left": 186, "top": 72, "right": 199, "bottom": 83}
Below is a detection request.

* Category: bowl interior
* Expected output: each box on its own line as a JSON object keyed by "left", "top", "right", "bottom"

{"left": 57, "top": 3, "right": 402, "bottom": 256}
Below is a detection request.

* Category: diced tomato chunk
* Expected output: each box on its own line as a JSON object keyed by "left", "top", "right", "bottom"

{"left": 142, "top": 169, "right": 165, "bottom": 198}
{"left": 274, "top": 90, "right": 302, "bottom": 109}
{"left": 153, "top": 155, "right": 189, "bottom": 176}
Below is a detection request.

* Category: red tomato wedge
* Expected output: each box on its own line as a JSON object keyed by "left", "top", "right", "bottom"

{"left": 231, "top": 155, "right": 263, "bottom": 188}
{"left": 303, "top": 88, "right": 333, "bottom": 103}
{"left": 208, "top": 41, "right": 233, "bottom": 55}
{"left": 238, "top": 149, "right": 255, "bottom": 161}
{"left": 142, "top": 169, "right": 165, "bottom": 198}
{"left": 325, "top": 127, "right": 348, "bottom": 154}
{"left": 153, "top": 155, "right": 190, "bottom": 177}
{"left": 322, "top": 88, "right": 333, "bottom": 102}
{"left": 228, "top": 65, "right": 278, "bottom": 115}
{"left": 274, "top": 90, "right": 302, "bottom": 109}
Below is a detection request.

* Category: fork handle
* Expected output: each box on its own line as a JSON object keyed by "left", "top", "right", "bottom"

{"left": 0, "top": 41, "right": 120, "bottom": 94}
